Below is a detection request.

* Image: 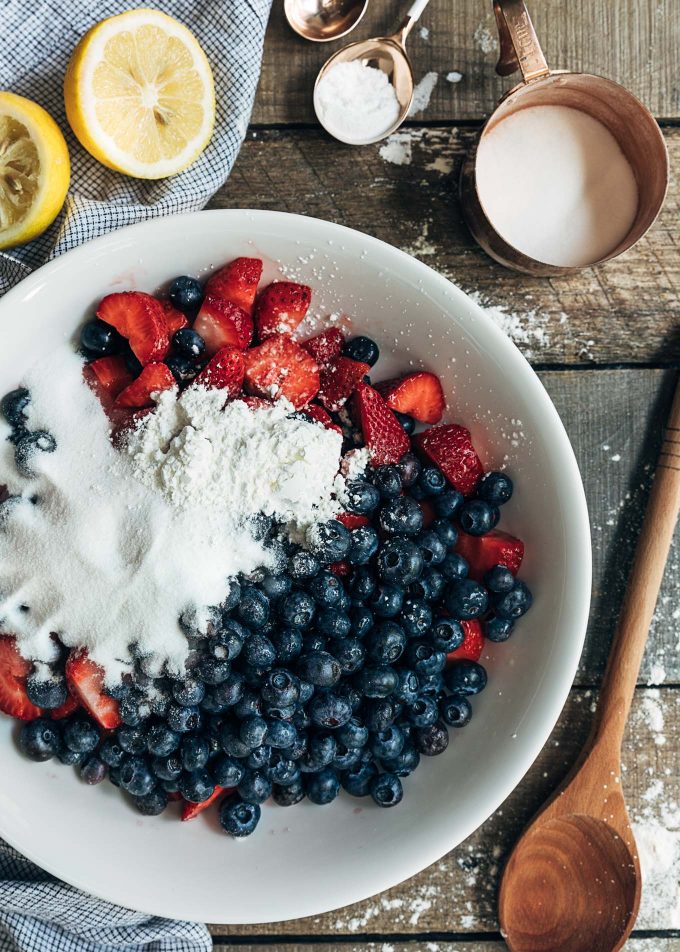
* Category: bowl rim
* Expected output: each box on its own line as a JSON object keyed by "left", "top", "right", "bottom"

{"left": 0, "top": 209, "right": 592, "bottom": 923}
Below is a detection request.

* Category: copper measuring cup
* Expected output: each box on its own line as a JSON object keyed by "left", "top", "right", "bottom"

{"left": 460, "top": 0, "right": 669, "bottom": 276}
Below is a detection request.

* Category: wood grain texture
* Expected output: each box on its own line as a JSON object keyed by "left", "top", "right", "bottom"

{"left": 209, "top": 128, "right": 680, "bottom": 366}
{"left": 253, "top": 0, "right": 680, "bottom": 124}
{"left": 209, "top": 688, "right": 679, "bottom": 936}
{"left": 212, "top": 941, "right": 680, "bottom": 951}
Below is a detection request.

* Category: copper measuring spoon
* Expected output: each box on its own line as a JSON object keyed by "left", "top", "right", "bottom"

{"left": 284, "top": 0, "right": 369, "bottom": 43}
{"left": 499, "top": 378, "right": 680, "bottom": 952}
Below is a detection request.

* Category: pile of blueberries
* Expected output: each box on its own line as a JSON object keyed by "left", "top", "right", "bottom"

{"left": 16, "top": 441, "right": 532, "bottom": 838}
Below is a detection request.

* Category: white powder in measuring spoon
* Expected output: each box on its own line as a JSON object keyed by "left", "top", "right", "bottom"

{"left": 475, "top": 105, "right": 639, "bottom": 267}
{"left": 314, "top": 59, "right": 400, "bottom": 144}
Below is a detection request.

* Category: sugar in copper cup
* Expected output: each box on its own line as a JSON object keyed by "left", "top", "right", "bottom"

{"left": 460, "top": 0, "right": 669, "bottom": 276}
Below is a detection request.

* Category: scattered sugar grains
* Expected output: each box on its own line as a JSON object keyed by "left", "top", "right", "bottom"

{"left": 465, "top": 289, "right": 552, "bottom": 359}
{"left": 0, "top": 345, "right": 356, "bottom": 684}
{"left": 408, "top": 71, "right": 438, "bottom": 116}
{"left": 379, "top": 131, "right": 413, "bottom": 166}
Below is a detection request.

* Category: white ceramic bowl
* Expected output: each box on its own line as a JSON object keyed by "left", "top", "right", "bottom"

{"left": 0, "top": 210, "right": 591, "bottom": 923}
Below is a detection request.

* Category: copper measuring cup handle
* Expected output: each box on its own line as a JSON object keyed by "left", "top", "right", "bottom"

{"left": 493, "top": 0, "right": 550, "bottom": 82}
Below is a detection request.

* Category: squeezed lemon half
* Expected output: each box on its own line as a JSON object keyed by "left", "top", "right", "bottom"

{"left": 0, "top": 92, "right": 70, "bottom": 250}
{"left": 64, "top": 8, "right": 215, "bottom": 180}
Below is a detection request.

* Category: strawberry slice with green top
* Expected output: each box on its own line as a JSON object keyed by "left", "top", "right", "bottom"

{"left": 193, "top": 346, "right": 245, "bottom": 397}
{"left": 205, "top": 257, "right": 263, "bottom": 315}
{"left": 455, "top": 529, "right": 524, "bottom": 582}
{"left": 244, "top": 334, "right": 320, "bottom": 409}
{"left": 160, "top": 300, "right": 189, "bottom": 336}
{"left": 413, "top": 424, "right": 484, "bottom": 497}
{"left": 352, "top": 381, "right": 410, "bottom": 467}
{"left": 447, "top": 620, "right": 484, "bottom": 663}
{"left": 318, "top": 356, "right": 370, "bottom": 412}
{"left": 114, "top": 363, "right": 176, "bottom": 409}
{"left": 193, "top": 296, "right": 253, "bottom": 356}
{"left": 255, "top": 281, "right": 312, "bottom": 340}
{"left": 302, "top": 327, "right": 344, "bottom": 366}
{"left": 83, "top": 356, "right": 134, "bottom": 406}
{"left": 0, "top": 636, "right": 43, "bottom": 721}
{"left": 97, "top": 292, "right": 170, "bottom": 366}
{"left": 65, "top": 651, "right": 121, "bottom": 730}
{"left": 376, "top": 371, "right": 445, "bottom": 424}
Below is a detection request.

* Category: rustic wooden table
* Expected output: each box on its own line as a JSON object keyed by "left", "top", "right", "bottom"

{"left": 209, "top": 2, "right": 680, "bottom": 949}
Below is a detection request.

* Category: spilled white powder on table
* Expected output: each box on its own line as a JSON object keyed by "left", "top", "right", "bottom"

{"left": 473, "top": 22, "right": 498, "bottom": 53}
{"left": 0, "top": 345, "right": 351, "bottom": 684}
{"left": 408, "top": 71, "right": 438, "bottom": 115}
{"left": 446, "top": 70, "right": 463, "bottom": 83}
{"left": 464, "top": 289, "right": 552, "bottom": 359}
{"left": 379, "top": 131, "right": 413, "bottom": 166}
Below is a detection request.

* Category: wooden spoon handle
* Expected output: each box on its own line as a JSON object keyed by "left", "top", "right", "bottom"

{"left": 593, "top": 376, "right": 680, "bottom": 750}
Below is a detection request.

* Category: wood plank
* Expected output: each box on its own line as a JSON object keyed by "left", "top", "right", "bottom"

{"left": 210, "top": 127, "right": 680, "bottom": 367}
{"left": 253, "top": 0, "right": 680, "bottom": 124}
{"left": 212, "top": 941, "right": 680, "bottom": 951}
{"left": 209, "top": 688, "right": 680, "bottom": 935}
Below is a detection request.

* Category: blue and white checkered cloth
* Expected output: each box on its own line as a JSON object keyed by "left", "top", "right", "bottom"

{"left": 0, "top": 1, "right": 271, "bottom": 948}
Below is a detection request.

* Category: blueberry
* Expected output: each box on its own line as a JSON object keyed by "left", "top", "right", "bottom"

{"left": 119, "top": 691, "right": 153, "bottom": 727}
{"left": 433, "top": 489, "right": 464, "bottom": 519}
{"left": 238, "top": 769, "right": 272, "bottom": 805}
{"left": 196, "top": 655, "right": 232, "bottom": 685}
{"left": 419, "top": 671, "right": 445, "bottom": 697}
{"left": 372, "top": 465, "right": 402, "bottom": 499}
{"left": 173, "top": 327, "right": 205, "bottom": 359}
{"left": 316, "top": 608, "right": 351, "bottom": 639}
{"left": 119, "top": 756, "right": 156, "bottom": 797}
{"left": 441, "top": 695, "right": 472, "bottom": 728}
{"left": 289, "top": 550, "right": 321, "bottom": 580}
{"left": 26, "top": 675, "right": 68, "bottom": 710}
{"left": 123, "top": 348, "right": 143, "bottom": 376}
{"left": 240, "top": 715, "right": 268, "bottom": 748}
{"left": 478, "top": 471, "right": 514, "bottom": 506}
{"left": 484, "top": 565, "right": 516, "bottom": 594}
{"left": 261, "top": 669, "right": 300, "bottom": 706}
{"left": 459, "top": 499, "right": 500, "bottom": 536}
{"left": 400, "top": 598, "right": 432, "bottom": 639}
{"left": 1, "top": 387, "right": 30, "bottom": 427}
{"left": 341, "top": 760, "right": 378, "bottom": 797}
{"left": 117, "top": 725, "right": 148, "bottom": 754}
{"left": 445, "top": 579, "right": 489, "bottom": 619}
{"left": 63, "top": 717, "right": 100, "bottom": 754}
{"left": 80, "top": 319, "right": 122, "bottom": 357}
{"left": 337, "top": 717, "right": 369, "bottom": 748}
{"left": 367, "top": 621, "right": 406, "bottom": 664}
{"left": 80, "top": 754, "right": 107, "bottom": 785}
{"left": 296, "top": 650, "right": 339, "bottom": 688}
{"left": 394, "top": 411, "right": 415, "bottom": 435}
{"left": 484, "top": 616, "right": 514, "bottom": 642}
{"left": 379, "top": 497, "right": 423, "bottom": 536}
{"left": 414, "top": 720, "right": 449, "bottom": 756}
{"left": 377, "top": 538, "right": 424, "bottom": 586}
{"left": 343, "top": 335, "right": 379, "bottom": 366}
{"left": 280, "top": 591, "right": 316, "bottom": 629}
{"left": 211, "top": 754, "right": 245, "bottom": 787}
{"left": 308, "top": 520, "right": 351, "bottom": 562}
{"left": 307, "top": 570, "right": 344, "bottom": 608}
{"left": 14, "top": 430, "right": 57, "bottom": 478}
{"left": 302, "top": 633, "right": 327, "bottom": 654}
{"left": 309, "top": 692, "right": 352, "bottom": 729}
{"left": 370, "top": 771, "right": 403, "bottom": 807}
{"left": 494, "top": 580, "right": 533, "bottom": 619}
{"left": 180, "top": 768, "right": 215, "bottom": 803}
{"left": 202, "top": 673, "right": 245, "bottom": 711}
{"left": 270, "top": 754, "right": 300, "bottom": 786}
{"left": 270, "top": 628, "right": 303, "bottom": 663}
{"left": 259, "top": 572, "right": 292, "bottom": 602}
{"left": 350, "top": 606, "right": 374, "bottom": 638}
{"left": 237, "top": 586, "right": 270, "bottom": 629}
{"left": 394, "top": 668, "right": 420, "bottom": 705}
{"left": 133, "top": 788, "right": 168, "bottom": 816}
{"left": 223, "top": 578, "right": 242, "bottom": 611}
{"left": 167, "top": 703, "right": 202, "bottom": 733}
{"left": 146, "top": 724, "right": 180, "bottom": 757}
{"left": 406, "top": 642, "right": 446, "bottom": 677}
{"left": 371, "top": 725, "right": 404, "bottom": 760}
{"left": 208, "top": 620, "right": 246, "bottom": 662}
{"left": 397, "top": 452, "right": 421, "bottom": 487}
{"left": 18, "top": 718, "right": 60, "bottom": 761}
{"left": 100, "top": 737, "right": 126, "bottom": 768}
{"left": 348, "top": 566, "right": 376, "bottom": 602}
{"left": 58, "top": 745, "right": 86, "bottom": 766}
{"left": 407, "top": 696, "right": 438, "bottom": 727}
{"left": 234, "top": 690, "right": 262, "bottom": 720}
{"left": 355, "top": 665, "right": 398, "bottom": 699}
{"left": 431, "top": 617, "right": 464, "bottom": 652}
{"left": 108, "top": 766, "right": 122, "bottom": 787}
{"left": 308, "top": 732, "right": 337, "bottom": 767}
{"left": 382, "top": 741, "right": 420, "bottom": 777}
{"left": 168, "top": 275, "right": 203, "bottom": 316}
{"left": 166, "top": 355, "right": 199, "bottom": 383}
{"left": 242, "top": 632, "right": 277, "bottom": 671}
{"left": 445, "top": 660, "right": 488, "bottom": 695}
{"left": 333, "top": 637, "right": 365, "bottom": 674}
{"left": 266, "top": 719, "right": 297, "bottom": 749}
{"left": 220, "top": 796, "right": 261, "bottom": 836}
{"left": 181, "top": 735, "right": 210, "bottom": 772}
{"left": 416, "top": 530, "right": 447, "bottom": 567}
{"left": 430, "top": 519, "right": 458, "bottom": 550}
{"left": 273, "top": 780, "right": 305, "bottom": 806}
{"left": 333, "top": 743, "right": 363, "bottom": 770}
{"left": 362, "top": 697, "right": 398, "bottom": 732}
{"left": 418, "top": 466, "right": 447, "bottom": 496}
{"left": 347, "top": 525, "right": 379, "bottom": 565}
{"left": 172, "top": 678, "right": 205, "bottom": 707}
{"left": 305, "top": 767, "right": 340, "bottom": 805}
{"left": 345, "top": 479, "right": 381, "bottom": 515}
{"left": 369, "top": 583, "right": 404, "bottom": 618}
{"left": 440, "top": 553, "right": 469, "bottom": 581}
{"left": 247, "top": 745, "right": 272, "bottom": 770}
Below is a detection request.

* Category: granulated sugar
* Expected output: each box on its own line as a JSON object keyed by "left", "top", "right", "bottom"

{"left": 314, "top": 59, "right": 400, "bottom": 144}
{"left": 0, "top": 346, "right": 353, "bottom": 684}
{"left": 408, "top": 71, "right": 438, "bottom": 116}
{"left": 475, "top": 105, "right": 639, "bottom": 267}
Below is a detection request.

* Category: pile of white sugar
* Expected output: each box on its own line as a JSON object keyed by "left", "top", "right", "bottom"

{"left": 0, "top": 346, "right": 360, "bottom": 684}
{"left": 314, "top": 59, "right": 400, "bottom": 144}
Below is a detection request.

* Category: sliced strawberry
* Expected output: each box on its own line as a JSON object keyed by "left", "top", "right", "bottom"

{"left": 318, "top": 357, "right": 370, "bottom": 412}
{"left": 65, "top": 651, "right": 121, "bottom": 730}
{"left": 181, "top": 785, "right": 233, "bottom": 820}
{"left": 352, "top": 382, "right": 410, "bottom": 467}
{"left": 376, "top": 372, "right": 445, "bottom": 424}
{"left": 419, "top": 499, "right": 437, "bottom": 528}
{"left": 83, "top": 356, "right": 134, "bottom": 407}
{"left": 205, "top": 257, "right": 263, "bottom": 315}
{"left": 336, "top": 512, "right": 370, "bottom": 529}
{"left": 302, "top": 327, "right": 345, "bottom": 365}
{"left": 50, "top": 693, "right": 80, "bottom": 719}
{"left": 244, "top": 335, "right": 320, "bottom": 409}
{"left": 114, "top": 363, "right": 176, "bottom": 409}
{"left": 193, "top": 296, "right": 253, "bottom": 356}
{"left": 160, "top": 300, "right": 189, "bottom": 336}
{"left": 193, "top": 347, "right": 245, "bottom": 397}
{"left": 413, "top": 424, "right": 483, "bottom": 497}
{"left": 255, "top": 281, "right": 312, "bottom": 340}
{"left": 0, "top": 636, "right": 43, "bottom": 721}
{"left": 302, "top": 404, "right": 342, "bottom": 434}
{"left": 447, "top": 620, "right": 484, "bottom": 663}
{"left": 455, "top": 529, "right": 524, "bottom": 582}
{"left": 330, "top": 560, "right": 351, "bottom": 576}
{"left": 97, "top": 292, "right": 170, "bottom": 366}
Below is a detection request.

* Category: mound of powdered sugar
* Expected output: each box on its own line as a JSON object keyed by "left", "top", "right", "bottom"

{"left": 0, "top": 345, "right": 359, "bottom": 684}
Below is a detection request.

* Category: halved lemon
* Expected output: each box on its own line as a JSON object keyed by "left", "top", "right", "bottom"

{"left": 0, "top": 92, "right": 70, "bottom": 251}
{"left": 64, "top": 9, "right": 215, "bottom": 180}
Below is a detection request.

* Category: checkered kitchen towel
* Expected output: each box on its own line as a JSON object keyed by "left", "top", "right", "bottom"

{"left": 0, "top": 1, "right": 271, "bottom": 948}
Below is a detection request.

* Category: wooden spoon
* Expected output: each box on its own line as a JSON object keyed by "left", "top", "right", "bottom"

{"left": 499, "top": 378, "right": 680, "bottom": 952}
